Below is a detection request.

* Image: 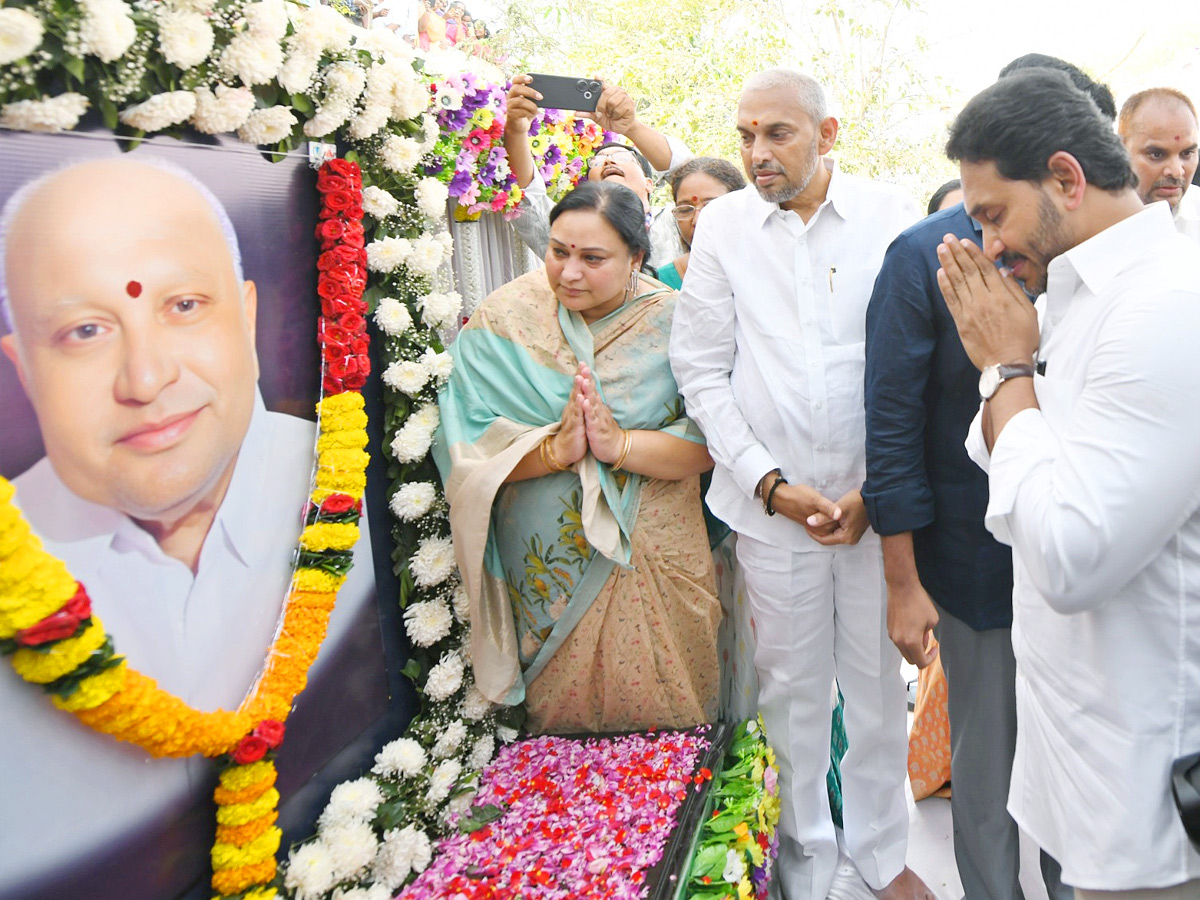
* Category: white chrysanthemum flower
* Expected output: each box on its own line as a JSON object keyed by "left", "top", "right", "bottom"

{"left": 389, "top": 418, "right": 435, "bottom": 463}
{"left": 119, "top": 91, "right": 197, "bottom": 132}
{"left": 411, "top": 535, "right": 456, "bottom": 590}
{"left": 285, "top": 841, "right": 339, "bottom": 899}
{"left": 244, "top": 0, "right": 289, "bottom": 39}
{"left": 157, "top": 10, "right": 213, "bottom": 69}
{"left": 496, "top": 725, "right": 519, "bottom": 743}
{"left": 373, "top": 296, "right": 413, "bottom": 336}
{"left": 293, "top": 3, "right": 355, "bottom": 52}
{"left": 303, "top": 101, "right": 354, "bottom": 139}
{"left": 407, "top": 235, "right": 449, "bottom": 278}
{"left": 415, "top": 177, "right": 450, "bottom": 220}
{"left": 0, "top": 8, "right": 44, "bottom": 65}
{"left": 404, "top": 599, "right": 453, "bottom": 648}
{"left": 333, "top": 885, "right": 393, "bottom": 900}
{"left": 346, "top": 103, "right": 390, "bottom": 141}
{"left": 322, "top": 820, "right": 378, "bottom": 882}
{"left": 366, "top": 236, "right": 412, "bottom": 273}
{"left": 419, "top": 112, "right": 440, "bottom": 151}
{"left": 277, "top": 45, "right": 321, "bottom": 94}
{"left": 392, "top": 73, "right": 432, "bottom": 121}
{"left": 426, "top": 758, "right": 463, "bottom": 804}
{"left": 362, "top": 185, "right": 401, "bottom": 220}
{"left": 468, "top": 733, "right": 496, "bottom": 770}
{"left": 421, "top": 348, "right": 455, "bottom": 385}
{"left": 389, "top": 481, "right": 437, "bottom": 521}
{"left": 379, "top": 133, "right": 423, "bottom": 174}
{"left": 167, "top": 0, "right": 217, "bottom": 11}
{"left": 445, "top": 789, "right": 476, "bottom": 819}
{"left": 450, "top": 583, "right": 471, "bottom": 624}
{"left": 325, "top": 59, "right": 367, "bottom": 102}
{"left": 417, "top": 290, "right": 462, "bottom": 330}
{"left": 460, "top": 686, "right": 492, "bottom": 721}
{"left": 0, "top": 93, "right": 88, "bottom": 133}
{"left": 354, "top": 27, "right": 414, "bottom": 61}
{"left": 79, "top": 0, "right": 136, "bottom": 62}
{"left": 382, "top": 358, "right": 430, "bottom": 396}
{"left": 372, "top": 736, "right": 427, "bottom": 778}
{"left": 220, "top": 31, "right": 284, "bottom": 85}
{"left": 424, "top": 650, "right": 465, "bottom": 702}
{"left": 375, "top": 824, "right": 432, "bottom": 889}
{"left": 431, "top": 719, "right": 467, "bottom": 758}
{"left": 411, "top": 403, "right": 441, "bottom": 431}
{"left": 318, "top": 777, "right": 384, "bottom": 831}
{"left": 191, "top": 84, "right": 255, "bottom": 134}
{"left": 237, "top": 105, "right": 297, "bottom": 144}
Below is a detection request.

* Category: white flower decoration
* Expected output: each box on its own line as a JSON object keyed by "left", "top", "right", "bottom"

{"left": 157, "top": 10, "right": 214, "bottom": 70}
{"left": 426, "top": 758, "right": 463, "bottom": 804}
{"left": 424, "top": 649, "right": 465, "bottom": 701}
{"left": 431, "top": 718, "right": 468, "bottom": 758}
{"left": 285, "top": 841, "right": 339, "bottom": 899}
{"left": 404, "top": 598, "right": 453, "bottom": 647}
{"left": 362, "top": 185, "right": 401, "bottom": 220}
{"left": 415, "top": 177, "right": 450, "bottom": 220}
{"left": 191, "top": 85, "right": 255, "bottom": 134}
{"left": 411, "top": 535, "right": 456, "bottom": 589}
{"left": 468, "top": 733, "right": 496, "bottom": 770}
{"left": 390, "top": 481, "right": 437, "bottom": 521}
{"left": 382, "top": 358, "right": 430, "bottom": 397}
{"left": 461, "top": 686, "right": 492, "bottom": 722}
{"left": 237, "top": 105, "right": 297, "bottom": 144}
{"left": 373, "top": 736, "right": 427, "bottom": 778}
{"left": 79, "top": 0, "right": 136, "bottom": 62}
{"left": 0, "top": 93, "right": 89, "bottom": 133}
{"left": 366, "top": 236, "right": 412, "bottom": 273}
{"left": 321, "top": 820, "right": 378, "bottom": 883}
{"left": 0, "top": 8, "right": 44, "bottom": 65}
{"left": 422, "top": 347, "right": 455, "bottom": 384}
{"left": 318, "top": 777, "right": 384, "bottom": 831}
{"left": 379, "top": 133, "right": 423, "bottom": 174}
{"left": 119, "top": 91, "right": 198, "bottom": 133}
{"left": 417, "top": 290, "right": 462, "bottom": 330}
{"left": 220, "top": 31, "right": 284, "bottom": 86}
{"left": 373, "top": 296, "right": 413, "bottom": 336}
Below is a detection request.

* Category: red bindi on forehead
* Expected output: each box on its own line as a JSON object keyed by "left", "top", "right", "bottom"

{"left": 125, "top": 280, "right": 142, "bottom": 298}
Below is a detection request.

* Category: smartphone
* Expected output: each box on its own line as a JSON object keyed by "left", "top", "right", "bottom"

{"left": 526, "top": 74, "right": 602, "bottom": 113}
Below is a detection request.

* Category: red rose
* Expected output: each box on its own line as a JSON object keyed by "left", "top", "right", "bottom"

{"left": 321, "top": 296, "right": 351, "bottom": 319}
{"left": 343, "top": 370, "right": 367, "bottom": 390}
{"left": 323, "top": 374, "right": 345, "bottom": 394}
{"left": 320, "top": 323, "right": 352, "bottom": 346}
{"left": 327, "top": 356, "right": 354, "bottom": 378}
{"left": 355, "top": 353, "right": 371, "bottom": 377}
{"left": 338, "top": 312, "right": 366, "bottom": 334}
{"left": 326, "top": 158, "right": 360, "bottom": 178}
{"left": 341, "top": 230, "right": 365, "bottom": 250}
{"left": 321, "top": 493, "right": 357, "bottom": 514}
{"left": 317, "top": 218, "right": 347, "bottom": 242}
{"left": 232, "top": 734, "right": 269, "bottom": 765}
{"left": 331, "top": 244, "right": 360, "bottom": 264}
{"left": 317, "top": 171, "right": 351, "bottom": 194}
{"left": 16, "top": 586, "right": 92, "bottom": 647}
{"left": 323, "top": 190, "right": 354, "bottom": 212}
{"left": 254, "top": 719, "right": 286, "bottom": 749}
{"left": 322, "top": 344, "right": 346, "bottom": 363}
{"left": 350, "top": 334, "right": 370, "bottom": 356}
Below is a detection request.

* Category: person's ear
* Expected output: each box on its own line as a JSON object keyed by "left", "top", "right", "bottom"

{"left": 818, "top": 116, "right": 839, "bottom": 156}
{"left": 241, "top": 280, "right": 260, "bottom": 379}
{"left": 0, "top": 333, "right": 28, "bottom": 392}
{"left": 1046, "top": 151, "right": 1087, "bottom": 210}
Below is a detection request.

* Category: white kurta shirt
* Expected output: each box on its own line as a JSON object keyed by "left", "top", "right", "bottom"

{"left": 966, "top": 203, "right": 1200, "bottom": 890}
{"left": 1175, "top": 187, "right": 1200, "bottom": 244}
{"left": 670, "top": 159, "right": 918, "bottom": 549}
{"left": 0, "top": 393, "right": 377, "bottom": 892}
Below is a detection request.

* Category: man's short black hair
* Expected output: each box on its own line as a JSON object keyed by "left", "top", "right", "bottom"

{"left": 947, "top": 69, "right": 1136, "bottom": 192}
{"left": 588, "top": 142, "right": 652, "bottom": 178}
{"left": 998, "top": 53, "right": 1117, "bottom": 121}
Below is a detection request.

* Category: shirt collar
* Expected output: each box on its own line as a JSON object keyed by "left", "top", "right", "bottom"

{"left": 749, "top": 157, "right": 845, "bottom": 228}
{"left": 1175, "top": 188, "right": 1200, "bottom": 224}
{"left": 1049, "top": 202, "right": 1176, "bottom": 298}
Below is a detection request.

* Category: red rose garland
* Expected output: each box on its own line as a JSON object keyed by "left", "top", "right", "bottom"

{"left": 316, "top": 159, "right": 371, "bottom": 395}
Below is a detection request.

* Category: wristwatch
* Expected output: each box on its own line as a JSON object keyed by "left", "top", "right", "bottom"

{"left": 978, "top": 362, "right": 1035, "bottom": 400}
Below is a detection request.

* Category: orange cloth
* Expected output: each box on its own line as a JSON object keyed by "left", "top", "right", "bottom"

{"left": 907, "top": 637, "right": 952, "bottom": 800}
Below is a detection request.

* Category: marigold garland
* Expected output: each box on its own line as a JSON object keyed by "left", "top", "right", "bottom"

{"left": 0, "top": 159, "right": 371, "bottom": 900}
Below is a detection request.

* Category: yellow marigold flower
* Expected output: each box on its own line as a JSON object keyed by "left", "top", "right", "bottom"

{"left": 0, "top": 510, "right": 31, "bottom": 560}
{"left": 220, "top": 760, "right": 275, "bottom": 792}
{"left": 298, "top": 522, "right": 360, "bottom": 552}
{"left": 210, "top": 857, "right": 276, "bottom": 896}
{"left": 12, "top": 617, "right": 106, "bottom": 683}
{"left": 242, "top": 888, "right": 279, "bottom": 900}
{"left": 292, "top": 569, "right": 345, "bottom": 594}
{"left": 318, "top": 448, "right": 369, "bottom": 478}
{"left": 214, "top": 766, "right": 277, "bottom": 806}
{"left": 0, "top": 478, "right": 13, "bottom": 504}
{"left": 51, "top": 661, "right": 127, "bottom": 711}
{"left": 316, "top": 429, "right": 369, "bottom": 453}
{"left": 215, "top": 810, "right": 279, "bottom": 849}
{"left": 216, "top": 787, "right": 280, "bottom": 827}
{"left": 317, "top": 392, "right": 366, "bottom": 431}
{"left": 211, "top": 825, "right": 282, "bottom": 870}
{"left": 314, "top": 468, "right": 366, "bottom": 497}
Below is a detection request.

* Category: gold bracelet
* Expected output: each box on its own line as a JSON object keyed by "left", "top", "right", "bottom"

{"left": 541, "top": 435, "right": 567, "bottom": 473}
{"left": 612, "top": 429, "right": 634, "bottom": 470}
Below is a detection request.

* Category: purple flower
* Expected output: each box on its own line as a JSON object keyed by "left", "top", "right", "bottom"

{"left": 448, "top": 169, "right": 474, "bottom": 196}
{"left": 544, "top": 144, "right": 563, "bottom": 166}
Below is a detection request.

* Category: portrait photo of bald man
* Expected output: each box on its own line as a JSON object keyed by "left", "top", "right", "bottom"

{"left": 0, "top": 138, "right": 399, "bottom": 900}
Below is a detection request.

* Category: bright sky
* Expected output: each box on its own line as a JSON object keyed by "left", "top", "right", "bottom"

{"left": 901, "top": 0, "right": 1200, "bottom": 107}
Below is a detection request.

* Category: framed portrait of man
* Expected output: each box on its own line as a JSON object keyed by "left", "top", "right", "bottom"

{"left": 0, "top": 128, "right": 411, "bottom": 900}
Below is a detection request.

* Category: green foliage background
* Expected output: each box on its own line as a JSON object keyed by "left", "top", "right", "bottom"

{"left": 490, "top": 0, "right": 961, "bottom": 206}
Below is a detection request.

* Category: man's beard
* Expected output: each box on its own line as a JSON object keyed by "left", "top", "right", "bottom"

{"left": 1000, "top": 190, "right": 1071, "bottom": 296}
{"left": 753, "top": 138, "right": 820, "bottom": 204}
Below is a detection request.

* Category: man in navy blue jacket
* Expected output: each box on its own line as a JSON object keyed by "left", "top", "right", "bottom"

{"left": 863, "top": 54, "right": 1112, "bottom": 900}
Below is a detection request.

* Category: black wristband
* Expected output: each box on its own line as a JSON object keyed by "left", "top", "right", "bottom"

{"left": 765, "top": 474, "right": 788, "bottom": 516}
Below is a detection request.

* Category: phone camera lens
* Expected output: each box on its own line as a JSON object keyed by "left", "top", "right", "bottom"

{"left": 576, "top": 79, "right": 588, "bottom": 91}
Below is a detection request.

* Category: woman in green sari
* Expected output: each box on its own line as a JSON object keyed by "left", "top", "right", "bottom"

{"left": 435, "top": 181, "right": 721, "bottom": 734}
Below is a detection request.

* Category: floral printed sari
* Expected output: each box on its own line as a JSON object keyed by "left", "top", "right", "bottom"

{"left": 435, "top": 271, "right": 721, "bottom": 733}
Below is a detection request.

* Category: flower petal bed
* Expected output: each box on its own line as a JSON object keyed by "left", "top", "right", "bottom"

{"left": 399, "top": 727, "right": 718, "bottom": 900}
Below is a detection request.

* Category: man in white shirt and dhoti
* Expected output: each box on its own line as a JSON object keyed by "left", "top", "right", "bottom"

{"left": 670, "top": 68, "right": 929, "bottom": 900}
{"left": 939, "top": 68, "right": 1200, "bottom": 898}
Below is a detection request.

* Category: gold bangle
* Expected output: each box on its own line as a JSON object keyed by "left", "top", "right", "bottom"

{"left": 541, "top": 435, "right": 567, "bottom": 473}
{"left": 612, "top": 429, "right": 633, "bottom": 470}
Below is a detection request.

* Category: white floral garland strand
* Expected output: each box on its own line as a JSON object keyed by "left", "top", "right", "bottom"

{"left": 0, "top": 3, "right": 502, "bottom": 898}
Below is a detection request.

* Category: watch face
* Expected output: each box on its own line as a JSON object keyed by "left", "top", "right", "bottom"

{"left": 979, "top": 365, "right": 1000, "bottom": 399}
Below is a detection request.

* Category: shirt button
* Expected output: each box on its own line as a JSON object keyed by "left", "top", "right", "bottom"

{"left": 805, "top": 319, "right": 815, "bottom": 326}
{"left": 816, "top": 444, "right": 827, "bottom": 451}
{"left": 814, "top": 401, "right": 823, "bottom": 409}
